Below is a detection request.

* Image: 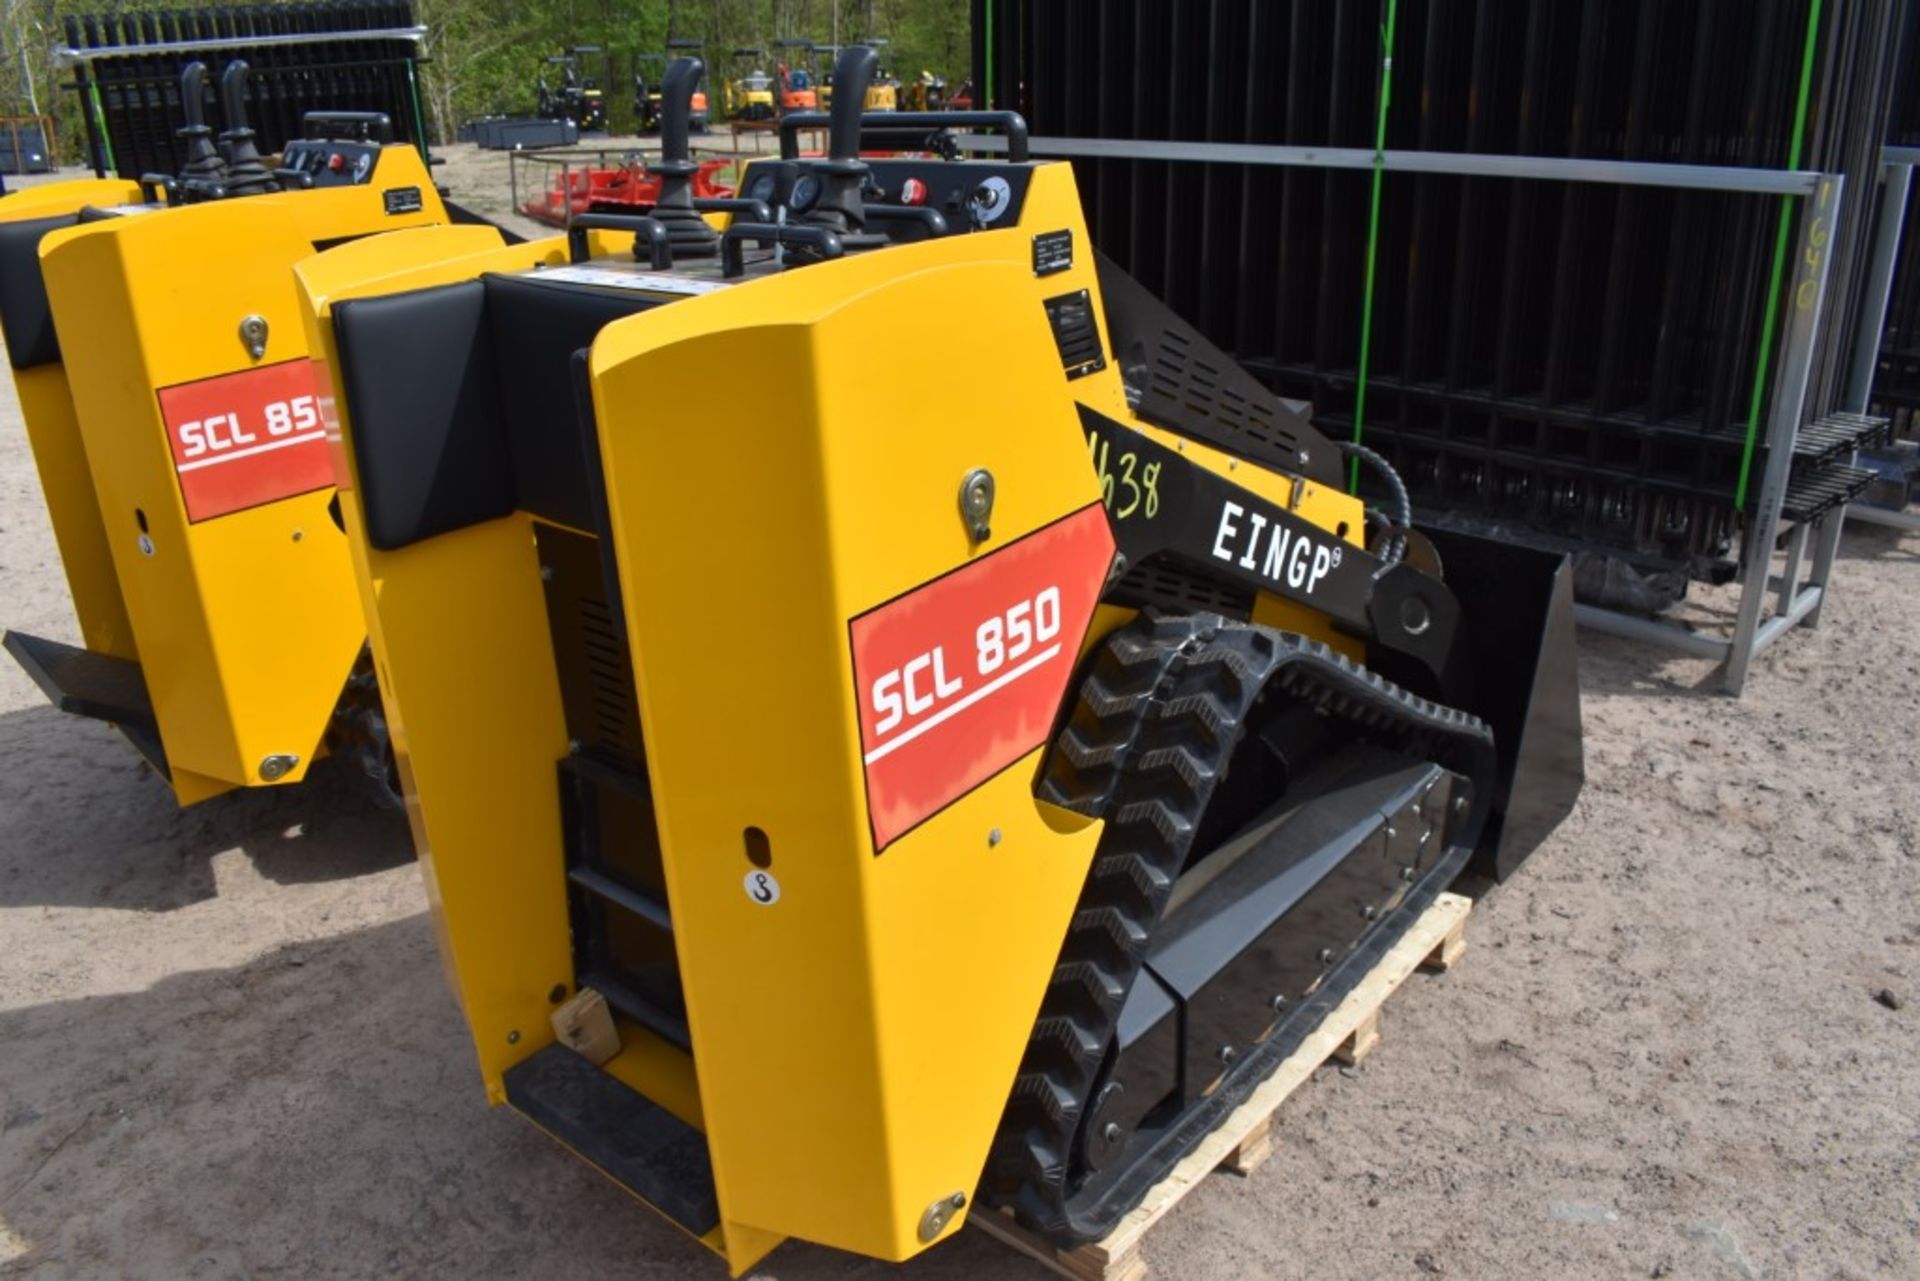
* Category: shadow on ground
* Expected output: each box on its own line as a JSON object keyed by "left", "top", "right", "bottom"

{"left": 1835, "top": 519, "right": 1920, "bottom": 562}
{"left": 0, "top": 704, "right": 413, "bottom": 913}
{"left": 0, "top": 915, "right": 1040, "bottom": 1278}
{"left": 1567, "top": 633, "right": 1724, "bottom": 701}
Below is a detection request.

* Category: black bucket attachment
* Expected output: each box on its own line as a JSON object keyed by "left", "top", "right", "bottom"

{"left": 1421, "top": 527, "right": 1584, "bottom": 881}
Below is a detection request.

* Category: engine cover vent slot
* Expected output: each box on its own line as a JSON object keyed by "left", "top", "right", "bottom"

{"left": 1045, "top": 289, "right": 1107, "bottom": 380}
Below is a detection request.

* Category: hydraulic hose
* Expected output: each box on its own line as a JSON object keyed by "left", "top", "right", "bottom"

{"left": 1337, "top": 439, "right": 1410, "bottom": 565}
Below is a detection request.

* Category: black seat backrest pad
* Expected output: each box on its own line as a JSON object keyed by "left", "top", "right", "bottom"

{"left": 334, "top": 279, "right": 516, "bottom": 550}
{"left": 0, "top": 213, "right": 78, "bottom": 370}
{"left": 481, "top": 273, "right": 657, "bottom": 533}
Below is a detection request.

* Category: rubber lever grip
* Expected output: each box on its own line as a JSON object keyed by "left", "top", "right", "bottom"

{"left": 178, "top": 62, "right": 209, "bottom": 129}
{"left": 219, "top": 59, "right": 252, "bottom": 132}
{"left": 660, "top": 56, "right": 700, "bottom": 166}
{"left": 827, "top": 44, "right": 878, "bottom": 162}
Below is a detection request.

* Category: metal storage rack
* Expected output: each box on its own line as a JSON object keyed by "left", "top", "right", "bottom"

{"left": 1845, "top": 146, "right": 1920, "bottom": 532}
{"left": 962, "top": 130, "right": 1841, "bottom": 693}
{"left": 968, "top": 0, "right": 1909, "bottom": 694}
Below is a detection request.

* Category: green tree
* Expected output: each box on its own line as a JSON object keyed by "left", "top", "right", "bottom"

{"left": 0, "top": 0, "right": 971, "bottom": 161}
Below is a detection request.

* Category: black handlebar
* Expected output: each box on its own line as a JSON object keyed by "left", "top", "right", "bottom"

{"left": 721, "top": 223, "right": 843, "bottom": 278}
{"left": 865, "top": 205, "right": 951, "bottom": 237}
{"left": 778, "top": 110, "right": 1031, "bottom": 163}
{"left": 301, "top": 111, "right": 394, "bottom": 143}
{"left": 692, "top": 196, "right": 773, "bottom": 222}
{"left": 568, "top": 214, "right": 673, "bottom": 269}
{"left": 137, "top": 172, "right": 180, "bottom": 206}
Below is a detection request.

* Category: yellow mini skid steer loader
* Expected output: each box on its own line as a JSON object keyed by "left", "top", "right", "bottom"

{"left": 0, "top": 60, "right": 453, "bottom": 805}
{"left": 297, "top": 49, "right": 1582, "bottom": 1274}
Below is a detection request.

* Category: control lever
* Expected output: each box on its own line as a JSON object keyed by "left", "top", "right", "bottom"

{"left": 645, "top": 56, "right": 720, "bottom": 258}
{"left": 173, "top": 62, "right": 230, "bottom": 199}
{"left": 791, "top": 44, "right": 886, "bottom": 253}
{"left": 217, "top": 60, "right": 279, "bottom": 196}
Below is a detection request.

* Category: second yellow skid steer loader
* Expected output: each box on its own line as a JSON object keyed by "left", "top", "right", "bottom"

{"left": 297, "top": 49, "right": 1582, "bottom": 1274}
{"left": 0, "top": 60, "right": 452, "bottom": 804}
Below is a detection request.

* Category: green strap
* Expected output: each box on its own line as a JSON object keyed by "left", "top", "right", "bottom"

{"left": 984, "top": 0, "right": 994, "bottom": 109}
{"left": 1349, "top": 0, "right": 1398, "bottom": 492}
{"left": 1734, "top": 0, "right": 1824, "bottom": 510}
{"left": 88, "top": 82, "right": 115, "bottom": 175}
{"left": 405, "top": 61, "right": 431, "bottom": 157}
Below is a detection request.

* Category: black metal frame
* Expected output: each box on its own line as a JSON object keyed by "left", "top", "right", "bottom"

{"left": 61, "top": 2, "right": 432, "bottom": 180}
{"left": 970, "top": 0, "right": 1904, "bottom": 578}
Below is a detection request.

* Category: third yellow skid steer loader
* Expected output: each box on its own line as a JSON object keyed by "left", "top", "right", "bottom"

{"left": 296, "top": 48, "right": 1582, "bottom": 1274}
{"left": 0, "top": 59, "right": 453, "bottom": 804}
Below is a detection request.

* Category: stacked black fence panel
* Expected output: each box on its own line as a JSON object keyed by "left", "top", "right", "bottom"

{"left": 977, "top": 0, "right": 1908, "bottom": 577}
{"left": 63, "top": 2, "right": 430, "bottom": 180}
{"left": 1872, "top": 5, "right": 1920, "bottom": 436}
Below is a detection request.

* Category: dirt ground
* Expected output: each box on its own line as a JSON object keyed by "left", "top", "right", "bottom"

{"left": 1, "top": 154, "right": 1917, "bottom": 1280}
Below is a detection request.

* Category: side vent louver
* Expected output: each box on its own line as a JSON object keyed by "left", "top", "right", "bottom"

{"left": 1044, "top": 289, "right": 1107, "bottom": 380}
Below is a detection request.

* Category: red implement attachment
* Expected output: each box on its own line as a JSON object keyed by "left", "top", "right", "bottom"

{"left": 520, "top": 156, "right": 734, "bottom": 227}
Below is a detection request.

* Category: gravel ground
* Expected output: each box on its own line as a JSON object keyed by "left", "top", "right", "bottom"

{"left": 0, "top": 157, "right": 1916, "bottom": 1280}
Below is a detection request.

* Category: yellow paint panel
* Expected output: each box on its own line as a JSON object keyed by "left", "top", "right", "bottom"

{"left": 0, "top": 178, "right": 141, "bottom": 214}
{"left": 295, "top": 233, "right": 589, "bottom": 1104}
{"left": 0, "top": 179, "right": 145, "bottom": 657}
{"left": 11, "top": 366, "right": 134, "bottom": 656}
{"left": 588, "top": 201, "right": 1114, "bottom": 1264}
{"left": 13, "top": 148, "right": 453, "bottom": 801}
{"left": 40, "top": 204, "right": 362, "bottom": 789}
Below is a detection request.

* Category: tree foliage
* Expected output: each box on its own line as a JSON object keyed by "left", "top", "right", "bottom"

{"left": 0, "top": 0, "right": 969, "bottom": 160}
{"left": 419, "top": 0, "right": 969, "bottom": 138}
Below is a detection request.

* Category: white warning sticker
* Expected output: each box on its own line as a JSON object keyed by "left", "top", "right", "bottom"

{"left": 534, "top": 264, "right": 730, "bottom": 295}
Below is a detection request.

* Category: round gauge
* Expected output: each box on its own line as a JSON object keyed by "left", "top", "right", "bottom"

{"left": 789, "top": 173, "right": 823, "bottom": 212}
{"left": 746, "top": 172, "right": 776, "bottom": 203}
{"left": 351, "top": 151, "right": 373, "bottom": 182}
{"left": 972, "top": 176, "right": 1012, "bottom": 224}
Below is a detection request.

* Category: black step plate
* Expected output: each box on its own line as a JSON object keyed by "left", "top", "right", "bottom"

{"left": 502, "top": 1043, "right": 719, "bottom": 1237}
{"left": 4, "top": 630, "right": 169, "bottom": 777}
{"left": 5, "top": 630, "right": 156, "bottom": 726}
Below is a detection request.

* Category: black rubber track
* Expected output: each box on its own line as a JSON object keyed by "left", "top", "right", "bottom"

{"left": 982, "top": 612, "right": 1495, "bottom": 1244}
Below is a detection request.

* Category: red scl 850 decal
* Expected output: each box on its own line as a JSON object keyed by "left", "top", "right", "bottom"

{"left": 157, "top": 359, "right": 333, "bottom": 522}
{"left": 850, "top": 504, "right": 1115, "bottom": 852}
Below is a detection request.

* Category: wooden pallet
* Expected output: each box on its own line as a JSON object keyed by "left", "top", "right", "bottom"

{"left": 972, "top": 892, "right": 1472, "bottom": 1281}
